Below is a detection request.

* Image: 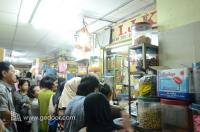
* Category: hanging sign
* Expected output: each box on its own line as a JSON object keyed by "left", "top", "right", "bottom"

{"left": 111, "top": 9, "right": 157, "bottom": 44}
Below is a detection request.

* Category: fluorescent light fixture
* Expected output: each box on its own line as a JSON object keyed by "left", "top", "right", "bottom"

{"left": 19, "top": 0, "right": 39, "bottom": 23}
{"left": 4, "top": 56, "right": 33, "bottom": 64}
{"left": 12, "top": 51, "right": 26, "bottom": 57}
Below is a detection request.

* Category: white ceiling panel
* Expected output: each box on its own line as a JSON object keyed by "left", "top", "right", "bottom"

{"left": 0, "top": 12, "right": 17, "bottom": 26}
{"left": 80, "top": 0, "right": 131, "bottom": 18}
{"left": 0, "top": 0, "right": 21, "bottom": 14}
{"left": 13, "top": 41, "right": 37, "bottom": 47}
{"left": 15, "top": 25, "right": 47, "bottom": 43}
{"left": 0, "top": 25, "right": 15, "bottom": 41}
{"left": 0, "top": 40, "right": 12, "bottom": 48}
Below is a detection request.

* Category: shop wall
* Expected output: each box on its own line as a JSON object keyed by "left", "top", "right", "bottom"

{"left": 157, "top": 0, "right": 200, "bottom": 31}
{"left": 159, "top": 21, "right": 200, "bottom": 66}
{"left": 157, "top": 0, "right": 200, "bottom": 66}
{"left": 0, "top": 48, "right": 4, "bottom": 61}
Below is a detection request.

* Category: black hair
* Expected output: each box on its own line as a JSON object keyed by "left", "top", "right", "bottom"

{"left": 28, "top": 85, "right": 37, "bottom": 98}
{"left": 0, "top": 61, "right": 11, "bottom": 79}
{"left": 26, "top": 72, "right": 32, "bottom": 78}
{"left": 52, "top": 81, "right": 65, "bottom": 106}
{"left": 40, "top": 75, "right": 57, "bottom": 89}
{"left": 99, "top": 83, "right": 112, "bottom": 98}
{"left": 18, "top": 79, "right": 30, "bottom": 88}
{"left": 76, "top": 75, "right": 99, "bottom": 96}
{"left": 84, "top": 93, "right": 118, "bottom": 131}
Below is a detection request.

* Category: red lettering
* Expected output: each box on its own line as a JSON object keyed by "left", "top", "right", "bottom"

{"left": 118, "top": 25, "right": 123, "bottom": 36}
{"left": 148, "top": 11, "right": 156, "bottom": 25}
{"left": 142, "top": 14, "right": 148, "bottom": 22}
{"left": 142, "top": 11, "right": 156, "bottom": 25}
{"left": 131, "top": 19, "right": 136, "bottom": 25}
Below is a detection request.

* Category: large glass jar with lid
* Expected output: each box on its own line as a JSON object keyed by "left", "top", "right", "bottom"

{"left": 132, "top": 22, "right": 153, "bottom": 45}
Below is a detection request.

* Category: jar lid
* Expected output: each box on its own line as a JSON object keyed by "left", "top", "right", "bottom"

{"left": 137, "top": 96, "right": 160, "bottom": 102}
{"left": 160, "top": 99, "right": 190, "bottom": 106}
{"left": 133, "top": 22, "right": 151, "bottom": 31}
{"left": 190, "top": 103, "right": 200, "bottom": 110}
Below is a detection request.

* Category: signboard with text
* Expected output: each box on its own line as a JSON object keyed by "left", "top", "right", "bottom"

{"left": 111, "top": 9, "right": 157, "bottom": 44}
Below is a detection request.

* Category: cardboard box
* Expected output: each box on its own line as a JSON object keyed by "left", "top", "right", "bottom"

{"left": 157, "top": 68, "right": 194, "bottom": 100}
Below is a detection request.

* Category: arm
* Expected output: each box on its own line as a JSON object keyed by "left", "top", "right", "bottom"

{"left": 48, "top": 95, "right": 55, "bottom": 115}
{"left": 0, "top": 90, "right": 11, "bottom": 127}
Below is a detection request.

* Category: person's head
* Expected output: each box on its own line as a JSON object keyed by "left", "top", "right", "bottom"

{"left": 99, "top": 83, "right": 112, "bottom": 101}
{"left": 76, "top": 75, "right": 99, "bottom": 96}
{"left": 0, "top": 61, "right": 16, "bottom": 85}
{"left": 18, "top": 79, "right": 30, "bottom": 92}
{"left": 28, "top": 85, "right": 40, "bottom": 98}
{"left": 26, "top": 72, "right": 32, "bottom": 78}
{"left": 84, "top": 93, "right": 116, "bottom": 131}
{"left": 40, "top": 75, "right": 57, "bottom": 91}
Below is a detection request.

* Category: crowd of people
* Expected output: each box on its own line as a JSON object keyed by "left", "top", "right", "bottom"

{"left": 0, "top": 61, "right": 134, "bottom": 132}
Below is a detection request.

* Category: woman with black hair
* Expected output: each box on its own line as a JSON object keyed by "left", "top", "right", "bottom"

{"left": 84, "top": 93, "right": 134, "bottom": 132}
{"left": 84, "top": 93, "right": 118, "bottom": 132}
{"left": 13, "top": 78, "right": 31, "bottom": 132}
{"left": 38, "top": 76, "right": 57, "bottom": 132}
{"left": 28, "top": 85, "right": 40, "bottom": 132}
{"left": 64, "top": 74, "right": 99, "bottom": 132}
{"left": 99, "top": 83, "right": 123, "bottom": 120}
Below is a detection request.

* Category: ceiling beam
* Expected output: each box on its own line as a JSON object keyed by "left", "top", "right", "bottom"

{"left": 87, "top": 0, "right": 135, "bottom": 26}
{"left": 28, "top": 0, "right": 42, "bottom": 23}
{"left": 84, "top": 16, "right": 116, "bottom": 23}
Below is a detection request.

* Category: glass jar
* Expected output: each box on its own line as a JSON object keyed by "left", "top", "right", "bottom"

{"left": 190, "top": 103, "right": 200, "bottom": 132}
{"left": 132, "top": 22, "right": 152, "bottom": 45}
{"left": 161, "top": 99, "right": 193, "bottom": 132}
{"left": 137, "top": 96, "right": 161, "bottom": 130}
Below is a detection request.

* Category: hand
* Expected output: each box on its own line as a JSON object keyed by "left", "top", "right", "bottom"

{"left": 121, "top": 112, "right": 134, "bottom": 132}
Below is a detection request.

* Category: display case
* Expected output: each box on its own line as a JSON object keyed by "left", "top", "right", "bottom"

{"left": 103, "top": 46, "right": 129, "bottom": 101}
{"left": 129, "top": 44, "right": 158, "bottom": 71}
{"left": 77, "top": 59, "right": 89, "bottom": 76}
{"left": 106, "top": 54, "right": 124, "bottom": 99}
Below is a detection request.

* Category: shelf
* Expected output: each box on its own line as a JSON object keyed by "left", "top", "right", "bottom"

{"left": 106, "top": 55, "right": 123, "bottom": 57}
{"left": 129, "top": 44, "right": 158, "bottom": 50}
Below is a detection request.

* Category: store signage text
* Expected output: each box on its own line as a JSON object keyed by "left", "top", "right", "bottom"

{"left": 112, "top": 9, "right": 157, "bottom": 44}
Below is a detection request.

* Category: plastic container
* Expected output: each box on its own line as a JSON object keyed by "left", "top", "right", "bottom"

{"left": 132, "top": 22, "right": 152, "bottom": 45}
{"left": 190, "top": 103, "right": 200, "bottom": 132}
{"left": 161, "top": 99, "right": 193, "bottom": 132}
{"left": 137, "top": 96, "right": 161, "bottom": 130}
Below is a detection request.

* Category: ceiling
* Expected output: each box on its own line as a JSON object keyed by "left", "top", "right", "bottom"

{"left": 0, "top": 0, "right": 155, "bottom": 64}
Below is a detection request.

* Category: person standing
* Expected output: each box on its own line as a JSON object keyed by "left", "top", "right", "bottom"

{"left": 13, "top": 79, "right": 31, "bottom": 132}
{"left": 28, "top": 85, "right": 40, "bottom": 132}
{"left": 0, "top": 61, "right": 18, "bottom": 132}
{"left": 38, "top": 76, "right": 57, "bottom": 132}
{"left": 64, "top": 75, "right": 100, "bottom": 132}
